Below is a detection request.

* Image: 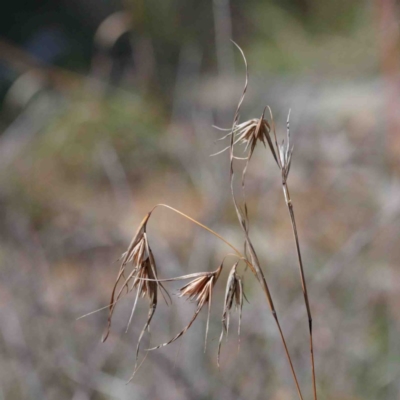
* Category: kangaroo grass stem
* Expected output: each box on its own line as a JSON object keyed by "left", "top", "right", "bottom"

{"left": 267, "top": 102, "right": 317, "bottom": 400}
{"left": 227, "top": 41, "right": 304, "bottom": 400}
{"left": 282, "top": 181, "right": 317, "bottom": 400}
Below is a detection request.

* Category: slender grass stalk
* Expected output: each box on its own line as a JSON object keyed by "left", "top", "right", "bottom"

{"left": 245, "top": 239, "right": 304, "bottom": 400}
{"left": 265, "top": 106, "right": 317, "bottom": 399}
{"left": 227, "top": 41, "right": 304, "bottom": 400}
{"left": 268, "top": 106, "right": 317, "bottom": 400}
{"left": 282, "top": 180, "right": 317, "bottom": 400}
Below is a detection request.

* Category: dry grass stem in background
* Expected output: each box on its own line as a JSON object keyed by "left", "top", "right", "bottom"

{"left": 95, "top": 43, "right": 316, "bottom": 400}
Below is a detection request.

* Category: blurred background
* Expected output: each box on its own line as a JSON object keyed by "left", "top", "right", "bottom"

{"left": 1, "top": 0, "right": 400, "bottom": 399}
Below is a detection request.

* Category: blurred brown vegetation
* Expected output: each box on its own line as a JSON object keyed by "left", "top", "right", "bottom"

{"left": 1, "top": 0, "right": 400, "bottom": 399}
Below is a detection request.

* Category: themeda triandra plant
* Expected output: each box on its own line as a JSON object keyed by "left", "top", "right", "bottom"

{"left": 96, "top": 43, "right": 317, "bottom": 399}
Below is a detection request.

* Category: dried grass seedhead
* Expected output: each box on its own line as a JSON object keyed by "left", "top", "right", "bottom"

{"left": 148, "top": 262, "right": 223, "bottom": 352}
{"left": 218, "top": 262, "right": 246, "bottom": 365}
{"left": 234, "top": 114, "right": 271, "bottom": 158}
{"left": 178, "top": 263, "right": 222, "bottom": 305}
{"left": 221, "top": 263, "right": 244, "bottom": 328}
{"left": 102, "top": 212, "right": 170, "bottom": 378}
{"left": 267, "top": 107, "right": 294, "bottom": 180}
{"left": 213, "top": 109, "right": 274, "bottom": 160}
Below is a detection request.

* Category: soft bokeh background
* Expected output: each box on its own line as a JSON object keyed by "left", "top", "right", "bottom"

{"left": 1, "top": 1, "right": 400, "bottom": 399}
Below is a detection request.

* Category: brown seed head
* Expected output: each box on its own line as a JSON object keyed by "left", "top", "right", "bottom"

{"left": 218, "top": 262, "right": 246, "bottom": 366}
{"left": 267, "top": 106, "right": 294, "bottom": 178}
{"left": 213, "top": 109, "right": 276, "bottom": 160}
{"left": 148, "top": 263, "right": 223, "bottom": 352}
{"left": 103, "top": 213, "right": 169, "bottom": 350}
{"left": 234, "top": 117, "right": 270, "bottom": 153}
{"left": 178, "top": 264, "right": 222, "bottom": 306}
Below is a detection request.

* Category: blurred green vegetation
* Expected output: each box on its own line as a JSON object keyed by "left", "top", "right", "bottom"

{"left": 35, "top": 92, "right": 165, "bottom": 180}
{"left": 119, "top": 0, "right": 377, "bottom": 97}
{"left": 248, "top": 1, "right": 376, "bottom": 75}
{"left": 1, "top": 90, "right": 168, "bottom": 230}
